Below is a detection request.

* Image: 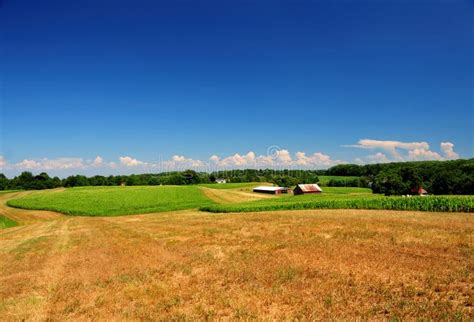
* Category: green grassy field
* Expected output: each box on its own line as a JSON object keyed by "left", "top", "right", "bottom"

{"left": 0, "top": 215, "right": 18, "bottom": 229}
{"left": 7, "top": 186, "right": 214, "bottom": 216}
{"left": 6, "top": 185, "right": 473, "bottom": 216}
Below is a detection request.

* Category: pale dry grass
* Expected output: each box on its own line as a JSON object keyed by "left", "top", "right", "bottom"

{"left": 201, "top": 187, "right": 275, "bottom": 204}
{"left": 0, "top": 192, "right": 472, "bottom": 320}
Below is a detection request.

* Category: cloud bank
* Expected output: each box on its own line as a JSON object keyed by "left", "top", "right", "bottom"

{"left": 346, "top": 139, "right": 460, "bottom": 163}
{"left": 0, "top": 139, "right": 461, "bottom": 176}
{"left": 0, "top": 150, "right": 345, "bottom": 176}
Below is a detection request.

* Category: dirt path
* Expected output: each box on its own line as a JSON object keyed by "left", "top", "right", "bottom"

{"left": 0, "top": 190, "right": 64, "bottom": 224}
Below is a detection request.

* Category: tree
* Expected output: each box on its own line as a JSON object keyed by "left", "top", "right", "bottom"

{"left": 373, "top": 169, "right": 408, "bottom": 196}
{"left": 0, "top": 173, "right": 9, "bottom": 190}
{"left": 14, "top": 172, "right": 35, "bottom": 189}
{"left": 51, "top": 176, "right": 62, "bottom": 188}
{"left": 182, "top": 170, "right": 200, "bottom": 185}
{"left": 30, "top": 172, "right": 53, "bottom": 189}
{"left": 400, "top": 167, "right": 422, "bottom": 194}
{"left": 272, "top": 175, "right": 299, "bottom": 188}
{"left": 126, "top": 175, "right": 140, "bottom": 186}
{"left": 209, "top": 174, "right": 216, "bottom": 183}
{"left": 89, "top": 175, "right": 107, "bottom": 186}
{"left": 64, "top": 175, "right": 89, "bottom": 187}
{"left": 164, "top": 174, "right": 187, "bottom": 185}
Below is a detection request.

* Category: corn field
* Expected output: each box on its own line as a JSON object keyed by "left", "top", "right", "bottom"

{"left": 201, "top": 196, "right": 474, "bottom": 213}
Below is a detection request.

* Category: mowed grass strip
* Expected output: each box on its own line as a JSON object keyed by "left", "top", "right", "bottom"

{"left": 201, "top": 191, "right": 474, "bottom": 213}
{"left": 198, "top": 182, "right": 263, "bottom": 190}
{"left": 7, "top": 186, "right": 214, "bottom": 216}
{"left": 0, "top": 215, "right": 17, "bottom": 229}
{"left": 0, "top": 190, "right": 21, "bottom": 195}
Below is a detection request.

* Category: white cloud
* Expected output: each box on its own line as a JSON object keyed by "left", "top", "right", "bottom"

{"left": 4, "top": 140, "right": 460, "bottom": 175}
{"left": 13, "top": 158, "right": 85, "bottom": 170}
{"left": 119, "top": 156, "right": 144, "bottom": 167}
{"left": 295, "top": 152, "right": 309, "bottom": 166}
{"left": 440, "top": 142, "right": 459, "bottom": 160}
{"left": 0, "top": 156, "right": 6, "bottom": 169}
{"left": 346, "top": 139, "right": 429, "bottom": 151}
{"left": 92, "top": 156, "right": 103, "bottom": 167}
{"left": 16, "top": 159, "right": 42, "bottom": 169}
{"left": 217, "top": 152, "right": 257, "bottom": 167}
{"left": 210, "top": 150, "right": 342, "bottom": 169}
{"left": 44, "top": 158, "right": 85, "bottom": 169}
{"left": 172, "top": 155, "right": 186, "bottom": 162}
{"left": 366, "top": 152, "right": 390, "bottom": 163}
{"left": 255, "top": 154, "right": 274, "bottom": 166}
{"left": 275, "top": 149, "right": 292, "bottom": 164}
{"left": 407, "top": 149, "right": 442, "bottom": 161}
{"left": 345, "top": 139, "right": 430, "bottom": 160}
{"left": 157, "top": 155, "right": 206, "bottom": 170}
{"left": 209, "top": 155, "right": 220, "bottom": 163}
{"left": 295, "top": 151, "right": 340, "bottom": 166}
{"left": 346, "top": 139, "right": 460, "bottom": 163}
{"left": 172, "top": 155, "right": 205, "bottom": 168}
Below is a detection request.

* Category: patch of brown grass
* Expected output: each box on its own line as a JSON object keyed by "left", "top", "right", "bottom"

{"left": 201, "top": 187, "right": 274, "bottom": 204}
{"left": 0, "top": 202, "right": 472, "bottom": 320}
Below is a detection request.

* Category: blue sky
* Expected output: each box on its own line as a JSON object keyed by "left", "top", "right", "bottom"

{"left": 1, "top": 0, "right": 473, "bottom": 176}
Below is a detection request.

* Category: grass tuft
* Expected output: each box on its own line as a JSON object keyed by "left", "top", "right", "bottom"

{"left": 0, "top": 215, "right": 18, "bottom": 229}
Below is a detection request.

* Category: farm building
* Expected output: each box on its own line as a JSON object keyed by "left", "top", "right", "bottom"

{"left": 253, "top": 186, "right": 290, "bottom": 194}
{"left": 412, "top": 186, "right": 428, "bottom": 196}
{"left": 215, "top": 178, "right": 226, "bottom": 184}
{"left": 293, "top": 184, "right": 323, "bottom": 195}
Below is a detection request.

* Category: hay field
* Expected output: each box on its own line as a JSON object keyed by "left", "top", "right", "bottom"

{"left": 0, "top": 191, "right": 472, "bottom": 320}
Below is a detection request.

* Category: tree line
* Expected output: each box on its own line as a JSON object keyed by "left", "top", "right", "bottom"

{"left": 0, "top": 169, "right": 321, "bottom": 191}
{"left": 327, "top": 158, "right": 474, "bottom": 195}
{"left": 1, "top": 158, "right": 473, "bottom": 195}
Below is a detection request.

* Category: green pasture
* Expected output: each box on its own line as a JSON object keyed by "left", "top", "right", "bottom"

{"left": 5, "top": 184, "right": 473, "bottom": 216}
{"left": 7, "top": 186, "right": 214, "bottom": 216}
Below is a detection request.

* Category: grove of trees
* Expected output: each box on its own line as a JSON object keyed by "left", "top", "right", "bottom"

{"left": 328, "top": 159, "right": 474, "bottom": 195}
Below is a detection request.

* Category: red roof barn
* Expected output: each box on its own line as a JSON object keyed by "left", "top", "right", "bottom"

{"left": 293, "top": 184, "right": 323, "bottom": 195}
{"left": 412, "top": 186, "right": 428, "bottom": 195}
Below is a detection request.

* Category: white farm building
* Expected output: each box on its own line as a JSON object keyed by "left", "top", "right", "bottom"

{"left": 253, "top": 186, "right": 290, "bottom": 195}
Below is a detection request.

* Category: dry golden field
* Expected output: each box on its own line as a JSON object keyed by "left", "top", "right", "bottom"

{"left": 0, "top": 191, "right": 473, "bottom": 320}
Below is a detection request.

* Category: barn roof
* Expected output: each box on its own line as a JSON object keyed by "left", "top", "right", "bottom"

{"left": 296, "top": 184, "right": 322, "bottom": 192}
{"left": 412, "top": 186, "right": 428, "bottom": 194}
{"left": 253, "top": 186, "right": 288, "bottom": 192}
